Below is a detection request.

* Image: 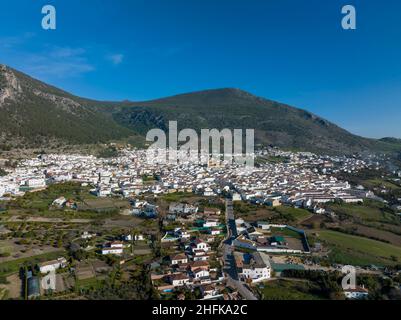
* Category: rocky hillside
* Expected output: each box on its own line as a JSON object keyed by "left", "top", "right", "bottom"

{"left": 1, "top": 64, "right": 400, "bottom": 156}
{"left": 0, "top": 64, "right": 133, "bottom": 147}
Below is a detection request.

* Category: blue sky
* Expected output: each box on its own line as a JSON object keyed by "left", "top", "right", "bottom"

{"left": 0, "top": 0, "right": 400, "bottom": 138}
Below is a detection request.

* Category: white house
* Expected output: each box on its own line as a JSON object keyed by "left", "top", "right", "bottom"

{"left": 81, "top": 231, "right": 96, "bottom": 239}
{"left": 171, "top": 254, "right": 188, "bottom": 265}
{"left": 27, "top": 178, "right": 46, "bottom": 188}
{"left": 170, "top": 273, "right": 190, "bottom": 287}
{"left": 232, "top": 193, "right": 242, "bottom": 202}
{"left": 204, "top": 187, "right": 215, "bottom": 197}
{"left": 193, "top": 268, "right": 210, "bottom": 279}
{"left": 237, "top": 252, "right": 271, "bottom": 283}
{"left": 192, "top": 239, "right": 211, "bottom": 252}
{"left": 204, "top": 219, "right": 219, "bottom": 228}
{"left": 256, "top": 221, "right": 270, "bottom": 230}
{"left": 123, "top": 234, "right": 133, "bottom": 241}
{"left": 193, "top": 253, "right": 209, "bottom": 262}
{"left": 102, "top": 242, "right": 124, "bottom": 255}
{"left": 175, "top": 228, "right": 191, "bottom": 240}
{"left": 313, "top": 206, "right": 326, "bottom": 214}
{"left": 134, "top": 234, "right": 145, "bottom": 241}
{"left": 232, "top": 235, "right": 258, "bottom": 251}
{"left": 102, "top": 247, "right": 123, "bottom": 255}
{"left": 39, "top": 257, "right": 67, "bottom": 274}
{"left": 97, "top": 187, "right": 112, "bottom": 197}
{"left": 52, "top": 197, "right": 67, "bottom": 208}
{"left": 344, "top": 286, "right": 369, "bottom": 300}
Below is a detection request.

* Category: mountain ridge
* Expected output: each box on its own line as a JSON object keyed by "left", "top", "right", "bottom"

{"left": 1, "top": 64, "right": 400, "bottom": 155}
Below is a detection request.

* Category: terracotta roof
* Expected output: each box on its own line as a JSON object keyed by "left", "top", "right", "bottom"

{"left": 191, "top": 260, "right": 209, "bottom": 268}
{"left": 171, "top": 253, "right": 187, "bottom": 260}
{"left": 171, "top": 273, "right": 189, "bottom": 281}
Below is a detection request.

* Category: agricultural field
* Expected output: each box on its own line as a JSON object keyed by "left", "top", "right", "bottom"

{"left": 317, "top": 230, "right": 401, "bottom": 267}
{"left": 0, "top": 287, "right": 9, "bottom": 300}
{"left": 160, "top": 192, "right": 198, "bottom": 203}
{"left": 0, "top": 239, "right": 61, "bottom": 264}
{"left": 274, "top": 206, "right": 313, "bottom": 223}
{"left": 269, "top": 226, "right": 308, "bottom": 251}
{"left": 270, "top": 227, "right": 303, "bottom": 239}
{"left": 4, "top": 183, "right": 129, "bottom": 219}
{"left": 12, "top": 182, "right": 96, "bottom": 210}
{"left": 257, "top": 279, "right": 323, "bottom": 300}
{"left": 335, "top": 169, "right": 401, "bottom": 204}
{"left": 327, "top": 200, "right": 399, "bottom": 225}
{"left": 364, "top": 179, "right": 401, "bottom": 192}
{"left": 0, "top": 250, "right": 65, "bottom": 277}
{"left": 0, "top": 273, "right": 21, "bottom": 299}
{"left": 332, "top": 223, "right": 401, "bottom": 246}
{"left": 78, "top": 198, "right": 130, "bottom": 213}
{"left": 235, "top": 202, "right": 312, "bottom": 225}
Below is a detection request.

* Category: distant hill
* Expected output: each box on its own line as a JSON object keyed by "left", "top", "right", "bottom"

{"left": 0, "top": 64, "right": 133, "bottom": 147}
{"left": 1, "top": 64, "right": 400, "bottom": 155}
{"left": 107, "top": 88, "right": 401, "bottom": 155}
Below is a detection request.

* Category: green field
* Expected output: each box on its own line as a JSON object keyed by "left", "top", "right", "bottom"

{"left": 365, "top": 179, "right": 401, "bottom": 191}
{"left": 0, "top": 288, "right": 8, "bottom": 300}
{"left": 258, "top": 279, "right": 322, "bottom": 300}
{"left": 161, "top": 192, "right": 197, "bottom": 202}
{"left": 14, "top": 182, "right": 96, "bottom": 210}
{"left": 76, "top": 276, "right": 101, "bottom": 290}
{"left": 327, "top": 201, "right": 398, "bottom": 224}
{"left": 318, "top": 230, "right": 401, "bottom": 266}
{"left": 234, "top": 202, "right": 312, "bottom": 225}
{"left": 6, "top": 182, "right": 124, "bottom": 219}
{"left": 0, "top": 250, "right": 65, "bottom": 277}
{"left": 274, "top": 206, "right": 312, "bottom": 223}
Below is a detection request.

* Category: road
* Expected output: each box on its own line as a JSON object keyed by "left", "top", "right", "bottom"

{"left": 222, "top": 199, "right": 258, "bottom": 300}
{"left": 220, "top": 201, "right": 381, "bottom": 300}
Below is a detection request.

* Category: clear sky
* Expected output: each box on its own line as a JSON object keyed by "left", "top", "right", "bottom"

{"left": 0, "top": 0, "right": 400, "bottom": 138}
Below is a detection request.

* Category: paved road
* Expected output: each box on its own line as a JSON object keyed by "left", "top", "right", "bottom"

{"left": 222, "top": 199, "right": 258, "bottom": 300}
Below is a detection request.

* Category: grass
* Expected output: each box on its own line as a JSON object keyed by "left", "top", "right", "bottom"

{"left": 318, "top": 230, "right": 401, "bottom": 266}
{"left": 0, "top": 288, "right": 8, "bottom": 300}
{"left": 365, "top": 179, "right": 401, "bottom": 191}
{"left": 9, "top": 182, "right": 97, "bottom": 214}
{"left": 161, "top": 192, "right": 196, "bottom": 202}
{"left": 333, "top": 224, "right": 401, "bottom": 246}
{"left": 327, "top": 201, "right": 398, "bottom": 224}
{"left": 76, "top": 276, "right": 100, "bottom": 290}
{"left": 0, "top": 250, "right": 65, "bottom": 277}
{"left": 235, "top": 202, "right": 312, "bottom": 225}
{"left": 258, "top": 279, "right": 323, "bottom": 300}
{"left": 274, "top": 206, "right": 312, "bottom": 223}
{"left": 6, "top": 182, "right": 124, "bottom": 219}
{"left": 18, "top": 182, "right": 96, "bottom": 206}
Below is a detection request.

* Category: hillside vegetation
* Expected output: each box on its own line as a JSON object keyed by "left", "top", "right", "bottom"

{"left": 2, "top": 65, "right": 401, "bottom": 156}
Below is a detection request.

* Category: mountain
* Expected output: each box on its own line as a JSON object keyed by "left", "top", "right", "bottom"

{"left": 0, "top": 64, "right": 133, "bottom": 147}
{"left": 106, "top": 88, "right": 401, "bottom": 155}
{"left": 1, "top": 64, "right": 400, "bottom": 155}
